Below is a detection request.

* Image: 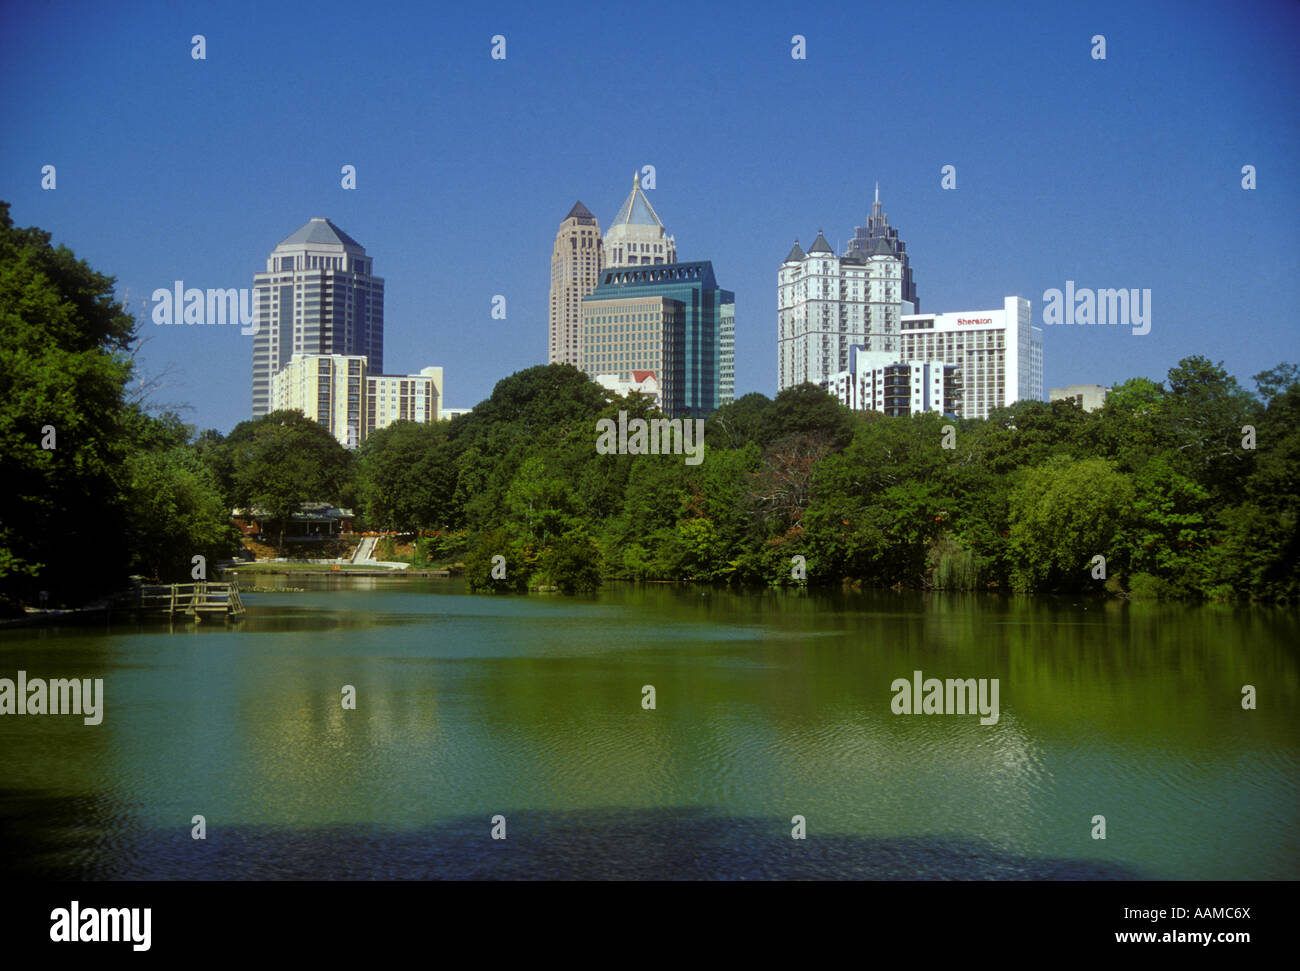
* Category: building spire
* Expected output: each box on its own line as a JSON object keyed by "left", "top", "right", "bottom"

{"left": 870, "top": 183, "right": 885, "bottom": 224}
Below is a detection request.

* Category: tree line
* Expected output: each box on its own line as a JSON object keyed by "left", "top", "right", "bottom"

{"left": 3, "top": 202, "right": 1297, "bottom": 609}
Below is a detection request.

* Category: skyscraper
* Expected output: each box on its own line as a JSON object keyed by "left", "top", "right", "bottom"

{"left": 251, "top": 218, "right": 384, "bottom": 418}
{"left": 604, "top": 173, "right": 677, "bottom": 268}
{"left": 548, "top": 201, "right": 604, "bottom": 366}
{"left": 581, "top": 261, "right": 733, "bottom": 418}
{"left": 777, "top": 225, "right": 912, "bottom": 392}
{"left": 846, "top": 185, "right": 918, "bottom": 311}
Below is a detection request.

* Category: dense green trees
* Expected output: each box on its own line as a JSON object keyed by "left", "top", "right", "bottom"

{"left": 0, "top": 203, "right": 238, "bottom": 609}
{"left": 355, "top": 420, "right": 454, "bottom": 532}
{"left": 347, "top": 358, "right": 1297, "bottom": 601}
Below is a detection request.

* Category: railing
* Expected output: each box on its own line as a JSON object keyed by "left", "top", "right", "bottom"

{"left": 138, "top": 582, "right": 245, "bottom": 618}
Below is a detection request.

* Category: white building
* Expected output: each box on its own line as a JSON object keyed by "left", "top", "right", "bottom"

{"left": 825, "top": 348, "right": 959, "bottom": 416}
{"left": 439, "top": 407, "right": 472, "bottom": 421}
{"left": 897, "top": 297, "right": 1043, "bottom": 420}
{"left": 778, "top": 228, "right": 913, "bottom": 391}
{"left": 271, "top": 353, "right": 442, "bottom": 447}
{"left": 604, "top": 173, "right": 677, "bottom": 268}
{"left": 595, "top": 370, "right": 661, "bottom": 406}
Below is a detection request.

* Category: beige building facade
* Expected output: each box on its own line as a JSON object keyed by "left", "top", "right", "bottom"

{"left": 271, "top": 353, "right": 442, "bottom": 447}
{"left": 548, "top": 201, "right": 604, "bottom": 366}
{"left": 580, "top": 294, "right": 679, "bottom": 388}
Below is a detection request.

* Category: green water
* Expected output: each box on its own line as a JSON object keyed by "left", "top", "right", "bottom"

{"left": 1, "top": 579, "right": 1296, "bottom": 880}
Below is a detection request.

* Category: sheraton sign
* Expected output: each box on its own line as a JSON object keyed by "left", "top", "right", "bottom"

{"left": 956, "top": 317, "right": 992, "bottom": 325}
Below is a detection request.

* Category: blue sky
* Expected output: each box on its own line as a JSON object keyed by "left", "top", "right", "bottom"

{"left": 2, "top": 0, "right": 1297, "bottom": 433}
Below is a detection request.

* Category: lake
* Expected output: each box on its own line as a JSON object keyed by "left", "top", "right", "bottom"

{"left": 1, "top": 578, "right": 1296, "bottom": 880}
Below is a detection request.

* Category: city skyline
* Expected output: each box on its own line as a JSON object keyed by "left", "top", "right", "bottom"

{"left": 2, "top": 1, "right": 1296, "bottom": 434}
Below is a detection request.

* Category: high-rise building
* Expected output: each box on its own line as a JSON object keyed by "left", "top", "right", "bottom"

{"left": 777, "top": 227, "right": 913, "bottom": 392}
{"left": 270, "top": 353, "right": 442, "bottom": 447}
{"left": 251, "top": 218, "right": 383, "bottom": 417}
{"left": 825, "top": 347, "right": 960, "bottom": 416}
{"left": 604, "top": 173, "right": 677, "bottom": 268}
{"left": 897, "top": 297, "right": 1043, "bottom": 419}
{"left": 718, "top": 300, "right": 735, "bottom": 407}
{"left": 581, "top": 261, "right": 733, "bottom": 418}
{"left": 548, "top": 201, "right": 604, "bottom": 366}
{"left": 846, "top": 185, "right": 918, "bottom": 311}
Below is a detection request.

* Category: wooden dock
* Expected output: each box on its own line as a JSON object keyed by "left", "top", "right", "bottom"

{"left": 138, "top": 581, "right": 245, "bottom": 620}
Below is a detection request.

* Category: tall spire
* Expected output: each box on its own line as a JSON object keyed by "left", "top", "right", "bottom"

{"left": 870, "top": 183, "right": 885, "bottom": 224}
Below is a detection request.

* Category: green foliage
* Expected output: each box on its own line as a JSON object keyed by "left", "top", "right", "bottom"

{"left": 0, "top": 203, "right": 232, "bottom": 605}
{"left": 536, "top": 532, "right": 603, "bottom": 594}
{"left": 464, "top": 528, "right": 530, "bottom": 593}
{"left": 412, "top": 531, "right": 468, "bottom": 567}
{"left": 1008, "top": 457, "right": 1135, "bottom": 593}
{"left": 203, "top": 409, "right": 355, "bottom": 547}
{"left": 357, "top": 420, "right": 454, "bottom": 531}
{"left": 123, "top": 434, "right": 241, "bottom": 581}
{"left": 1252, "top": 362, "right": 1299, "bottom": 405}
{"left": 927, "top": 534, "right": 979, "bottom": 591}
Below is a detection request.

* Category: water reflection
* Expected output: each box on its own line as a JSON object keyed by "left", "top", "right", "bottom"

{"left": 0, "top": 579, "right": 1295, "bottom": 879}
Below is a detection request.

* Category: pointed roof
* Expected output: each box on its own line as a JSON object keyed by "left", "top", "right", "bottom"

{"left": 565, "top": 201, "right": 597, "bottom": 224}
{"left": 808, "top": 229, "right": 833, "bottom": 254}
{"left": 785, "top": 239, "right": 806, "bottom": 262}
{"left": 612, "top": 171, "right": 665, "bottom": 228}
{"left": 279, "top": 217, "right": 364, "bottom": 250}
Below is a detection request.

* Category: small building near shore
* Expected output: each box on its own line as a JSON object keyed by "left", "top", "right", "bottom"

{"left": 232, "top": 503, "right": 354, "bottom": 542}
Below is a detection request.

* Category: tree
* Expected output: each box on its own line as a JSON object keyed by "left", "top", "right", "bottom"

{"left": 705, "top": 392, "right": 772, "bottom": 450}
{"left": 1008, "top": 457, "right": 1135, "bottom": 592}
{"left": 123, "top": 433, "right": 241, "bottom": 581}
{"left": 1121, "top": 454, "right": 1210, "bottom": 596}
{"left": 464, "top": 527, "right": 530, "bottom": 593}
{"left": 1252, "top": 363, "right": 1299, "bottom": 406}
{"left": 759, "top": 383, "right": 857, "bottom": 451}
{"left": 224, "top": 410, "right": 354, "bottom": 548}
{"left": 537, "top": 532, "right": 603, "bottom": 593}
{"left": 0, "top": 201, "right": 136, "bottom": 605}
{"left": 356, "top": 420, "right": 454, "bottom": 531}
{"left": 504, "top": 456, "right": 573, "bottom": 547}
{"left": 1160, "top": 356, "right": 1258, "bottom": 499}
